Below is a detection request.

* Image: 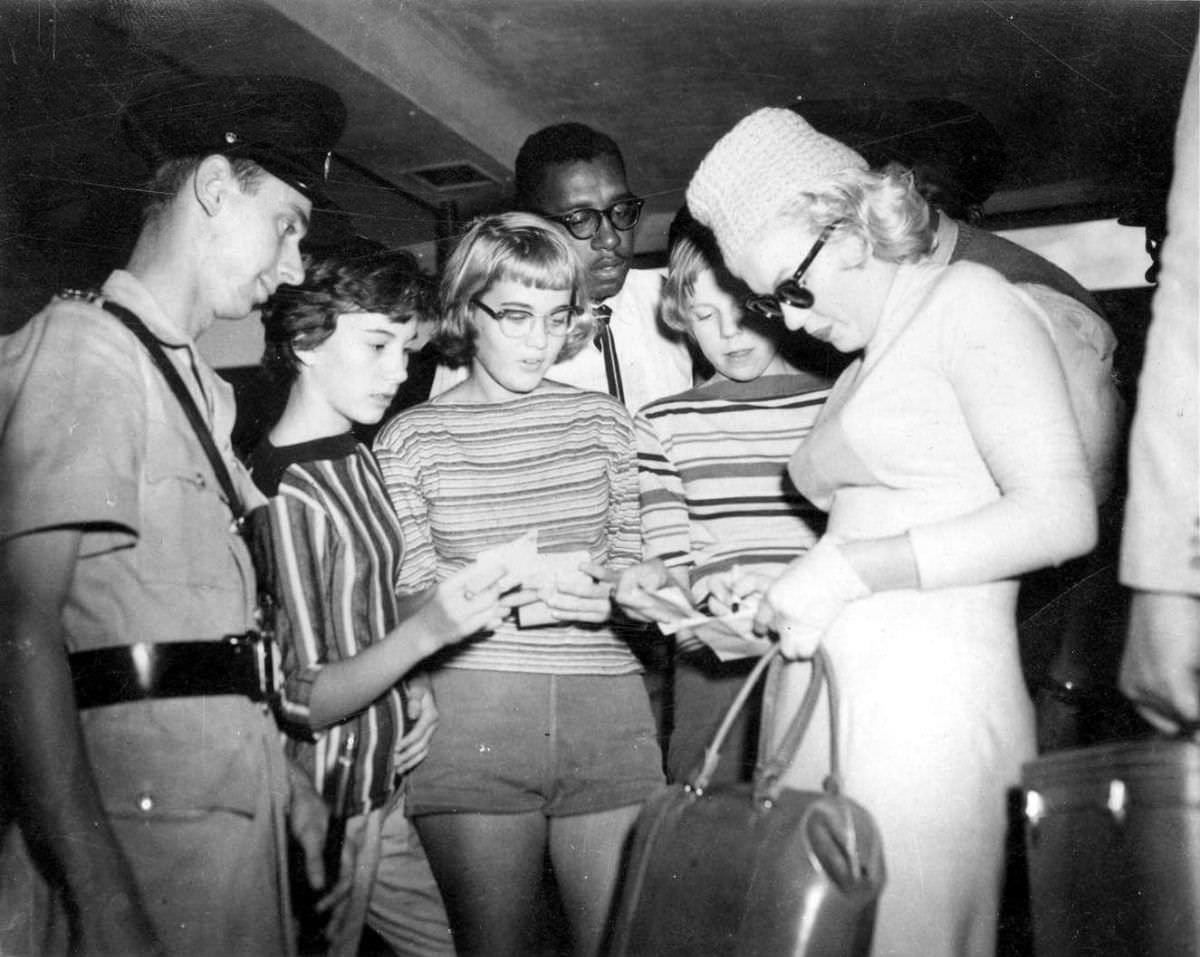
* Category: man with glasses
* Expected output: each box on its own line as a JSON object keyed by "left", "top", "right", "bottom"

{"left": 432, "top": 122, "right": 692, "bottom": 412}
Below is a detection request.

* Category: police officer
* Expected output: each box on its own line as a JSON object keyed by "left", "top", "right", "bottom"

{"left": 0, "top": 74, "right": 345, "bottom": 957}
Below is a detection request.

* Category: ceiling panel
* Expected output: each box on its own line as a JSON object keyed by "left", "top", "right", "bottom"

{"left": 2, "top": 0, "right": 1196, "bottom": 314}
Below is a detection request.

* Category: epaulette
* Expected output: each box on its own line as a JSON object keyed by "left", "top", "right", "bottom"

{"left": 56, "top": 287, "right": 102, "bottom": 304}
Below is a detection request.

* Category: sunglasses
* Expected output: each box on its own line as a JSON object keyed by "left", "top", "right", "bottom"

{"left": 743, "top": 223, "right": 840, "bottom": 320}
{"left": 550, "top": 198, "right": 645, "bottom": 241}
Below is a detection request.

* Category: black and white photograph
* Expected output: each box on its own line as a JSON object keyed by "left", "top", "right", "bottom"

{"left": 1, "top": 2, "right": 1197, "bottom": 956}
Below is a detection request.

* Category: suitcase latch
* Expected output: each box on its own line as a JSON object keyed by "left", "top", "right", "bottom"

{"left": 1024, "top": 789, "right": 1046, "bottom": 835}
{"left": 1106, "top": 777, "right": 1128, "bottom": 826}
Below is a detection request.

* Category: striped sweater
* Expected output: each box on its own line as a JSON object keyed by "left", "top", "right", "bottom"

{"left": 249, "top": 432, "right": 408, "bottom": 817}
{"left": 374, "top": 388, "right": 643, "bottom": 675}
{"left": 636, "top": 375, "right": 831, "bottom": 651}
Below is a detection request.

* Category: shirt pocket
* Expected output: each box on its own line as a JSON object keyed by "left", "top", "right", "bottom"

{"left": 139, "top": 413, "right": 246, "bottom": 592}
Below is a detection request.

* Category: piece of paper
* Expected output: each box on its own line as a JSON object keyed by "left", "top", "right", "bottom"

{"left": 462, "top": 530, "right": 539, "bottom": 594}
{"left": 684, "top": 613, "right": 774, "bottom": 662}
{"left": 514, "top": 549, "right": 594, "bottom": 627}
{"left": 652, "top": 587, "right": 770, "bottom": 661}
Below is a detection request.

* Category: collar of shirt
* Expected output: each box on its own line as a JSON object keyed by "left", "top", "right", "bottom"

{"left": 928, "top": 213, "right": 958, "bottom": 267}
{"left": 102, "top": 269, "right": 196, "bottom": 348}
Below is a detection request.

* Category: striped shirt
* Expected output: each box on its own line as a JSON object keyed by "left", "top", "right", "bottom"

{"left": 374, "top": 389, "right": 643, "bottom": 675}
{"left": 249, "top": 432, "right": 408, "bottom": 816}
{"left": 636, "top": 375, "right": 831, "bottom": 653}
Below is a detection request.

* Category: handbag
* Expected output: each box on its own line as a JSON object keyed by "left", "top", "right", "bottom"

{"left": 607, "top": 645, "right": 885, "bottom": 957}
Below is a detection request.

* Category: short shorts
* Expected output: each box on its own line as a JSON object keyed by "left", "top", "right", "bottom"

{"left": 407, "top": 670, "right": 664, "bottom": 817}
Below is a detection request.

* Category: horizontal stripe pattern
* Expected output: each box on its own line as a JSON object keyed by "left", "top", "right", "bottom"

{"left": 374, "top": 390, "right": 643, "bottom": 675}
{"left": 636, "top": 375, "right": 831, "bottom": 653}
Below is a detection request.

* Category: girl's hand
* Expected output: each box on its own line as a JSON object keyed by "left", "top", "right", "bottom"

{"left": 393, "top": 674, "right": 439, "bottom": 775}
{"left": 542, "top": 561, "right": 616, "bottom": 624}
{"left": 419, "top": 561, "right": 511, "bottom": 645}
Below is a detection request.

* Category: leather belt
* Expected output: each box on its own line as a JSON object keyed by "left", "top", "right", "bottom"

{"left": 70, "top": 634, "right": 280, "bottom": 710}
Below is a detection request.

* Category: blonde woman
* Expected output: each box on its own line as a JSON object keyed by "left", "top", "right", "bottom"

{"left": 684, "top": 109, "right": 1097, "bottom": 957}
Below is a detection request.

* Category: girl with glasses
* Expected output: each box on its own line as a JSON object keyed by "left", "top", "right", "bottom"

{"left": 373, "top": 212, "right": 664, "bottom": 957}
{"left": 683, "top": 109, "right": 1098, "bottom": 957}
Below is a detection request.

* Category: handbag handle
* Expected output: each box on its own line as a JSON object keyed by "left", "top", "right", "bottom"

{"left": 688, "top": 645, "right": 843, "bottom": 806}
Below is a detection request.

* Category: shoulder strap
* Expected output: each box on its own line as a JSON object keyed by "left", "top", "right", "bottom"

{"left": 99, "top": 299, "right": 245, "bottom": 519}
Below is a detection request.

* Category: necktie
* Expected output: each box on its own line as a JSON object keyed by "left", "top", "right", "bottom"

{"left": 592, "top": 303, "right": 626, "bottom": 405}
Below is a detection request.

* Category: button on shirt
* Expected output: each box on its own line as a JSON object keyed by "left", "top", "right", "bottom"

{"left": 0, "top": 267, "right": 279, "bottom": 829}
{"left": 431, "top": 268, "right": 693, "bottom": 414}
{"left": 0, "top": 269, "right": 262, "bottom": 649}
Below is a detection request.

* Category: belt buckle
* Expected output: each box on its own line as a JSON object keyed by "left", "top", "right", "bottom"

{"left": 248, "top": 632, "right": 283, "bottom": 703}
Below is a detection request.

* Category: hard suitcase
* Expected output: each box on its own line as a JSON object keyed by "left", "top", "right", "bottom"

{"left": 1022, "top": 738, "right": 1200, "bottom": 957}
{"left": 607, "top": 647, "right": 885, "bottom": 957}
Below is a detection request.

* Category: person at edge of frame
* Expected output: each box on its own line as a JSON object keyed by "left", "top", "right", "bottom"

{"left": 0, "top": 73, "right": 346, "bottom": 957}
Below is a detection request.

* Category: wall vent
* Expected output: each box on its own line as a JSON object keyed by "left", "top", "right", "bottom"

{"left": 406, "top": 162, "right": 498, "bottom": 191}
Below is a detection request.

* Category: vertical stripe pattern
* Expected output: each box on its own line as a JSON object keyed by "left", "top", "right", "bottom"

{"left": 254, "top": 435, "right": 407, "bottom": 815}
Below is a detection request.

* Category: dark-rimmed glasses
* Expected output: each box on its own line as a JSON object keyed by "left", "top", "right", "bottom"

{"left": 550, "top": 198, "right": 645, "bottom": 241}
{"left": 471, "top": 298, "right": 576, "bottom": 338}
{"left": 743, "top": 223, "right": 840, "bottom": 320}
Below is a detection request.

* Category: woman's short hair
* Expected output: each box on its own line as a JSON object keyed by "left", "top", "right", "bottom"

{"left": 778, "top": 162, "right": 934, "bottom": 265}
{"left": 435, "top": 211, "right": 592, "bottom": 367}
{"left": 260, "top": 248, "right": 434, "bottom": 382}
{"left": 661, "top": 209, "right": 755, "bottom": 335}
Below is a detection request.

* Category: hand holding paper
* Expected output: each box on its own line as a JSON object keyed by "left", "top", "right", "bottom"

{"left": 752, "top": 537, "right": 871, "bottom": 659}
{"left": 613, "top": 560, "right": 688, "bottom": 624}
{"left": 516, "top": 552, "right": 610, "bottom": 627}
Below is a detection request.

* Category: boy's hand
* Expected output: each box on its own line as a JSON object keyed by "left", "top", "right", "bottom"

{"left": 615, "top": 560, "right": 694, "bottom": 624}
{"left": 705, "top": 565, "right": 774, "bottom": 617}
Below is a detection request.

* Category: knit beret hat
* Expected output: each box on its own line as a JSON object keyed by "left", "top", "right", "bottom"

{"left": 687, "top": 108, "right": 868, "bottom": 268}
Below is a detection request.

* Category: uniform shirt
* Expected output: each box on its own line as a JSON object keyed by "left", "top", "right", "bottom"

{"left": 430, "top": 269, "right": 693, "bottom": 413}
{"left": 0, "top": 270, "right": 290, "bottom": 956}
{"left": 249, "top": 432, "right": 410, "bottom": 816}
{"left": 0, "top": 269, "right": 262, "bottom": 647}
